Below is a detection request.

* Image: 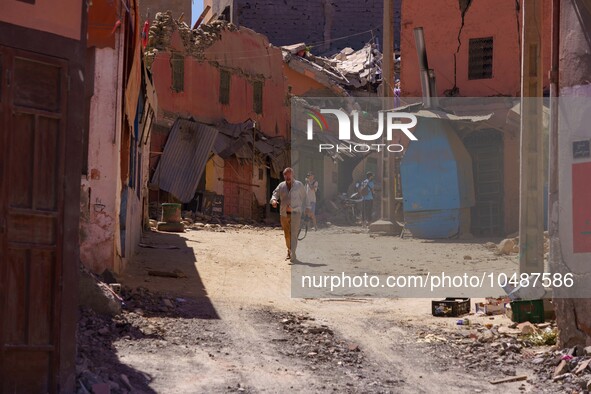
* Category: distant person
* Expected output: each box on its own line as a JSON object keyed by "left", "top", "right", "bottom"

{"left": 359, "top": 172, "right": 375, "bottom": 227}
{"left": 394, "top": 79, "right": 401, "bottom": 108}
{"left": 271, "top": 168, "right": 307, "bottom": 262}
{"left": 305, "top": 172, "right": 318, "bottom": 231}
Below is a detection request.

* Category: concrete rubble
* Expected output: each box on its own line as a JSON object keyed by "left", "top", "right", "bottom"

{"left": 147, "top": 208, "right": 283, "bottom": 233}
{"left": 282, "top": 42, "right": 389, "bottom": 93}
{"left": 144, "top": 11, "right": 239, "bottom": 66}
{"left": 415, "top": 317, "right": 591, "bottom": 393}
{"left": 491, "top": 231, "right": 550, "bottom": 257}
{"left": 79, "top": 265, "right": 122, "bottom": 317}
{"left": 76, "top": 286, "right": 195, "bottom": 393}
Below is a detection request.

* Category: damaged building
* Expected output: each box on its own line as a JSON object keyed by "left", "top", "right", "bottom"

{"left": 145, "top": 12, "right": 290, "bottom": 221}
{"left": 398, "top": 0, "right": 552, "bottom": 237}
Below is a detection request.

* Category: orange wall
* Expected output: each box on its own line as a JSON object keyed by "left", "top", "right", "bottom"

{"left": 0, "top": 0, "right": 82, "bottom": 40}
{"left": 283, "top": 65, "right": 337, "bottom": 97}
{"left": 151, "top": 28, "right": 289, "bottom": 138}
{"left": 400, "top": 0, "right": 551, "bottom": 97}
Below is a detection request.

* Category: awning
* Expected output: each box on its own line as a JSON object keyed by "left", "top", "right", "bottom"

{"left": 151, "top": 119, "right": 218, "bottom": 202}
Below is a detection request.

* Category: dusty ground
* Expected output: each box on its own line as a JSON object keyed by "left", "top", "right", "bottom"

{"left": 80, "top": 225, "right": 576, "bottom": 393}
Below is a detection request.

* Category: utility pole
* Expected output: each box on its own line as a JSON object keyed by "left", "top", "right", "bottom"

{"left": 519, "top": 0, "right": 545, "bottom": 274}
{"left": 371, "top": 0, "right": 397, "bottom": 233}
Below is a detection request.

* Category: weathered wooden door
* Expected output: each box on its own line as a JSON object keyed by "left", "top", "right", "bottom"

{"left": 0, "top": 47, "right": 68, "bottom": 392}
{"left": 464, "top": 130, "right": 504, "bottom": 237}
{"left": 223, "top": 158, "right": 254, "bottom": 219}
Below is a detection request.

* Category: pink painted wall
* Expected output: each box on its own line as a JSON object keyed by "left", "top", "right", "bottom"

{"left": 400, "top": 0, "right": 551, "bottom": 97}
{"left": 80, "top": 44, "right": 124, "bottom": 274}
{"left": 400, "top": 0, "right": 551, "bottom": 236}
{"left": 151, "top": 28, "right": 290, "bottom": 139}
{"left": 0, "top": 0, "right": 82, "bottom": 40}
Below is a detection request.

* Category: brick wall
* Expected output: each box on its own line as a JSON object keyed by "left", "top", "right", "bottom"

{"left": 140, "top": 0, "right": 191, "bottom": 22}
{"left": 214, "top": 0, "right": 400, "bottom": 54}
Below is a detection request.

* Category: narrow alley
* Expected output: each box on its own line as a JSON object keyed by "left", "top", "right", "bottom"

{"left": 2, "top": 0, "right": 591, "bottom": 393}
{"left": 77, "top": 223, "right": 572, "bottom": 393}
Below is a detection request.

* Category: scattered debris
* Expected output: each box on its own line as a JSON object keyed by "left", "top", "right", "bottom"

{"left": 517, "top": 322, "right": 538, "bottom": 335}
{"left": 139, "top": 243, "right": 180, "bottom": 250}
{"left": 147, "top": 269, "right": 187, "bottom": 279}
{"left": 490, "top": 375, "right": 528, "bottom": 385}
{"left": 498, "top": 238, "right": 516, "bottom": 255}
{"left": 495, "top": 232, "right": 550, "bottom": 256}
{"left": 475, "top": 297, "right": 510, "bottom": 316}
{"left": 79, "top": 265, "right": 122, "bottom": 316}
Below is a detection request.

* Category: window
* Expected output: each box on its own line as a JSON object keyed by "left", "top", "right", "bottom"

{"left": 171, "top": 53, "right": 184, "bottom": 92}
{"left": 468, "top": 37, "right": 493, "bottom": 80}
{"left": 221, "top": 6, "right": 231, "bottom": 22}
{"left": 253, "top": 80, "right": 263, "bottom": 114}
{"left": 220, "top": 69, "right": 231, "bottom": 104}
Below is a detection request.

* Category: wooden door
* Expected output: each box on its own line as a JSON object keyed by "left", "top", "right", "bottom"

{"left": 0, "top": 47, "right": 68, "bottom": 393}
{"left": 464, "top": 130, "right": 504, "bottom": 237}
{"left": 223, "top": 158, "right": 253, "bottom": 219}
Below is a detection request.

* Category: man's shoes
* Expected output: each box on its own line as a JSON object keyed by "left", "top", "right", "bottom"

{"left": 286, "top": 250, "right": 291, "bottom": 260}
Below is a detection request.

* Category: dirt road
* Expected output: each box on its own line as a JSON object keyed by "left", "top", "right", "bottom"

{"left": 98, "top": 226, "right": 561, "bottom": 393}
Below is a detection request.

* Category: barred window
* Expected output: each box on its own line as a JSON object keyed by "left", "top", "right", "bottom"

{"left": 253, "top": 80, "right": 263, "bottom": 114}
{"left": 170, "top": 53, "right": 184, "bottom": 92}
{"left": 468, "top": 37, "right": 493, "bottom": 80}
{"left": 220, "top": 70, "right": 231, "bottom": 104}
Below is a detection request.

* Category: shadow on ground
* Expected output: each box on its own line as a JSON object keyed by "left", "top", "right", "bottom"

{"left": 77, "top": 307, "right": 157, "bottom": 393}
{"left": 121, "top": 229, "right": 220, "bottom": 320}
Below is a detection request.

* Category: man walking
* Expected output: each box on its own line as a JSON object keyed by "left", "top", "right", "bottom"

{"left": 360, "top": 172, "right": 375, "bottom": 227}
{"left": 271, "top": 168, "right": 307, "bottom": 262}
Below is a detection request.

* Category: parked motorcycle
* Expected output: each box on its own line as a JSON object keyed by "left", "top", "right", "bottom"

{"left": 337, "top": 192, "right": 364, "bottom": 225}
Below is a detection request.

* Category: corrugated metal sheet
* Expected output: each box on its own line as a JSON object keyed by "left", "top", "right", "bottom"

{"left": 152, "top": 119, "right": 218, "bottom": 202}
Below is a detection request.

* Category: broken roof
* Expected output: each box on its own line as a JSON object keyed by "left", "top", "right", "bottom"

{"left": 212, "top": 119, "right": 289, "bottom": 177}
{"left": 282, "top": 43, "right": 383, "bottom": 92}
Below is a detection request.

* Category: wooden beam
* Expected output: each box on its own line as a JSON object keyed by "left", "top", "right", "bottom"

{"left": 193, "top": 5, "right": 211, "bottom": 29}
{"left": 206, "top": 12, "right": 218, "bottom": 25}
{"left": 490, "top": 375, "right": 528, "bottom": 385}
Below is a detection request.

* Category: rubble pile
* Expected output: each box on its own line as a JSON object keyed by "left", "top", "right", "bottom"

{"left": 275, "top": 312, "right": 364, "bottom": 368}
{"left": 148, "top": 206, "right": 281, "bottom": 232}
{"left": 120, "top": 286, "right": 187, "bottom": 316}
{"left": 282, "top": 42, "right": 388, "bottom": 92}
{"left": 76, "top": 285, "right": 224, "bottom": 393}
{"left": 265, "top": 311, "right": 401, "bottom": 392}
{"left": 531, "top": 346, "right": 591, "bottom": 391}
{"left": 145, "top": 11, "right": 238, "bottom": 66}
{"left": 76, "top": 307, "right": 155, "bottom": 394}
{"left": 486, "top": 231, "right": 550, "bottom": 257}
{"left": 414, "top": 319, "right": 591, "bottom": 393}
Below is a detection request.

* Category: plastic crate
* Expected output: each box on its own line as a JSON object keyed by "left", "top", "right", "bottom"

{"left": 432, "top": 298, "right": 471, "bottom": 317}
{"left": 508, "top": 300, "right": 545, "bottom": 323}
